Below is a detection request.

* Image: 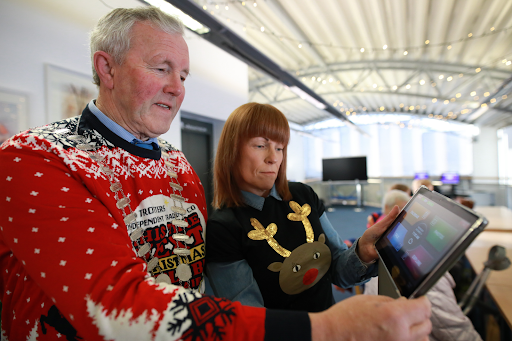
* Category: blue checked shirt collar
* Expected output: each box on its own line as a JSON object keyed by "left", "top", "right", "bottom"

{"left": 241, "top": 185, "right": 282, "bottom": 211}
{"left": 88, "top": 100, "right": 159, "bottom": 146}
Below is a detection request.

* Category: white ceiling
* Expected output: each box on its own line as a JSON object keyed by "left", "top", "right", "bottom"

{"left": 17, "top": 0, "right": 142, "bottom": 28}
{"left": 192, "top": 0, "right": 512, "bottom": 128}
{"left": 22, "top": 0, "right": 512, "bottom": 129}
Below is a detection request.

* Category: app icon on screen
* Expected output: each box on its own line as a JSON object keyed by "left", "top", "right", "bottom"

{"left": 426, "top": 216, "right": 458, "bottom": 252}
{"left": 388, "top": 222, "right": 408, "bottom": 252}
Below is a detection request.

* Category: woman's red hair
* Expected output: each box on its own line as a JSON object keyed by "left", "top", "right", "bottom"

{"left": 213, "top": 103, "right": 292, "bottom": 209}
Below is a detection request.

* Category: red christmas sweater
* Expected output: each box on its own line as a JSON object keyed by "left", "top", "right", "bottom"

{"left": 0, "top": 108, "right": 310, "bottom": 341}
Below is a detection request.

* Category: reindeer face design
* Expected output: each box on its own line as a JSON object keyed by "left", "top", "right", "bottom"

{"left": 268, "top": 234, "right": 331, "bottom": 295}
{"left": 248, "top": 201, "right": 332, "bottom": 295}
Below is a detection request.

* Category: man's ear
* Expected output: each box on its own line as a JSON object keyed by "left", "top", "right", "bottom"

{"left": 94, "top": 51, "right": 115, "bottom": 89}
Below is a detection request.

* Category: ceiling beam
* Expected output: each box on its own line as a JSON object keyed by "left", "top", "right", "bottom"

{"left": 249, "top": 59, "right": 510, "bottom": 91}
{"left": 163, "top": 0, "right": 368, "bottom": 135}
{"left": 276, "top": 60, "right": 510, "bottom": 78}
{"left": 266, "top": 90, "right": 476, "bottom": 106}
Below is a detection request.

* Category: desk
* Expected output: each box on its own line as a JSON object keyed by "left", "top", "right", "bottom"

{"left": 474, "top": 206, "right": 512, "bottom": 232}
{"left": 465, "top": 231, "right": 512, "bottom": 329}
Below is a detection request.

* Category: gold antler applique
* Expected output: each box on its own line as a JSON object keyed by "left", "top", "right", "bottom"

{"left": 248, "top": 218, "right": 291, "bottom": 257}
{"left": 287, "top": 201, "right": 314, "bottom": 243}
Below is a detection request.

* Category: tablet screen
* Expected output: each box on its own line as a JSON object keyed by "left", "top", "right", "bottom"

{"left": 375, "top": 187, "right": 482, "bottom": 297}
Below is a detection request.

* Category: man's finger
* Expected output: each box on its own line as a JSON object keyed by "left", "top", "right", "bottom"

{"left": 370, "top": 205, "right": 399, "bottom": 235}
{"left": 396, "top": 296, "right": 432, "bottom": 325}
{"left": 409, "top": 319, "right": 432, "bottom": 341}
{"left": 379, "top": 205, "right": 400, "bottom": 224}
{"left": 370, "top": 294, "right": 395, "bottom": 304}
{"left": 364, "top": 205, "right": 400, "bottom": 243}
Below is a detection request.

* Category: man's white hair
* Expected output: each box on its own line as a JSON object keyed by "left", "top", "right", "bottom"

{"left": 382, "top": 189, "right": 411, "bottom": 212}
{"left": 89, "top": 6, "right": 185, "bottom": 86}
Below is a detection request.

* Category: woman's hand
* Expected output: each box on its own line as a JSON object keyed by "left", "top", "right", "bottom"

{"left": 357, "top": 205, "right": 400, "bottom": 263}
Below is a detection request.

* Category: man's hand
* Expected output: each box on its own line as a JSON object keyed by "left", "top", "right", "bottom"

{"left": 357, "top": 205, "right": 399, "bottom": 263}
{"left": 310, "top": 295, "right": 432, "bottom": 341}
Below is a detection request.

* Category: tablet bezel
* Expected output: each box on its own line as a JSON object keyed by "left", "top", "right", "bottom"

{"left": 375, "top": 186, "right": 488, "bottom": 298}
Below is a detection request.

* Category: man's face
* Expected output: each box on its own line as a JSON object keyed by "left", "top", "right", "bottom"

{"left": 111, "top": 22, "right": 189, "bottom": 139}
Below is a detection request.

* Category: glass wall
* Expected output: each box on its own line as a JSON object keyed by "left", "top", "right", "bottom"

{"left": 498, "top": 126, "right": 512, "bottom": 185}
{"left": 293, "top": 114, "right": 478, "bottom": 180}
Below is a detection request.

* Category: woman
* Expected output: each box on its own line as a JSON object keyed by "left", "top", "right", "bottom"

{"left": 206, "top": 103, "right": 398, "bottom": 312}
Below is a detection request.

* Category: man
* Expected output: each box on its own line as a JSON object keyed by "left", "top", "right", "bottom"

{"left": 367, "top": 184, "right": 410, "bottom": 228}
{"left": 0, "top": 6, "right": 432, "bottom": 341}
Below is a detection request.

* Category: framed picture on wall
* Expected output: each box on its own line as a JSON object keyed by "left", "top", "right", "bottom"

{"left": 45, "top": 64, "right": 98, "bottom": 123}
{"left": 0, "top": 88, "right": 29, "bottom": 144}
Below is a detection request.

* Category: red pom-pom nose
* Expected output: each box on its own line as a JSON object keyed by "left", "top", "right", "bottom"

{"left": 303, "top": 268, "right": 318, "bottom": 285}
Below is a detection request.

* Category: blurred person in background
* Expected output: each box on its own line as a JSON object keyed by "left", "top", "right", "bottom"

{"left": 412, "top": 179, "right": 434, "bottom": 193}
{"left": 367, "top": 183, "right": 411, "bottom": 228}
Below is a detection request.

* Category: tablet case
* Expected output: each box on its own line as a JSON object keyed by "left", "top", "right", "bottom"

{"left": 378, "top": 255, "right": 401, "bottom": 298}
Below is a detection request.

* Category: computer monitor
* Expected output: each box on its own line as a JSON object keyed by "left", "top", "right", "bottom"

{"left": 440, "top": 172, "right": 460, "bottom": 185}
{"left": 322, "top": 156, "right": 368, "bottom": 181}
{"left": 414, "top": 172, "right": 429, "bottom": 180}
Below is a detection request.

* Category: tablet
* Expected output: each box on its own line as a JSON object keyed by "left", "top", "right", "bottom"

{"left": 375, "top": 186, "right": 488, "bottom": 298}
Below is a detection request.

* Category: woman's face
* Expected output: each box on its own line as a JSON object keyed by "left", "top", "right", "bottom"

{"left": 236, "top": 136, "right": 284, "bottom": 197}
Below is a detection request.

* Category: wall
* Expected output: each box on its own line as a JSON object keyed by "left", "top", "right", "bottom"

{"left": 0, "top": 0, "right": 247, "bottom": 150}
{"left": 473, "top": 126, "right": 499, "bottom": 184}
{"left": 181, "top": 32, "right": 248, "bottom": 122}
{"left": 287, "top": 129, "right": 305, "bottom": 182}
{"left": 0, "top": 0, "right": 94, "bottom": 129}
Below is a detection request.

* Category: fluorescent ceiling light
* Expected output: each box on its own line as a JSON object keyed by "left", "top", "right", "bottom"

{"left": 286, "top": 86, "right": 327, "bottom": 110}
{"left": 143, "top": 0, "right": 210, "bottom": 34}
{"left": 467, "top": 105, "right": 489, "bottom": 122}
